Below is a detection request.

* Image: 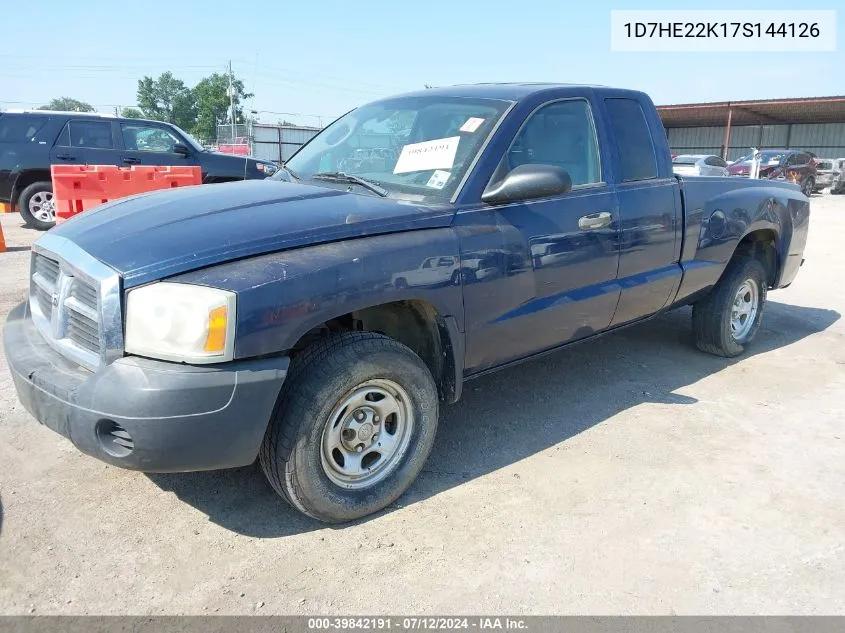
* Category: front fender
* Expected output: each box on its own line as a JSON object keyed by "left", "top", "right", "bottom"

{"left": 173, "top": 229, "right": 464, "bottom": 359}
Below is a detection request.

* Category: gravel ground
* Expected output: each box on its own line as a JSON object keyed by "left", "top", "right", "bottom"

{"left": 0, "top": 195, "right": 843, "bottom": 615}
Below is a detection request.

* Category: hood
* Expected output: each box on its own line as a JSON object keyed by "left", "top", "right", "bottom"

{"left": 50, "top": 180, "right": 456, "bottom": 287}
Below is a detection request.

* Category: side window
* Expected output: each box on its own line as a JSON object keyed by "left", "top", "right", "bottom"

{"left": 438, "top": 256, "right": 455, "bottom": 266}
{"left": 421, "top": 259, "right": 433, "bottom": 269}
{"left": 605, "top": 98, "right": 658, "bottom": 181}
{"left": 121, "top": 123, "right": 182, "bottom": 153}
{"left": 508, "top": 99, "right": 601, "bottom": 186}
{"left": 57, "top": 121, "right": 114, "bottom": 149}
{"left": 0, "top": 115, "right": 48, "bottom": 143}
{"left": 705, "top": 156, "right": 727, "bottom": 167}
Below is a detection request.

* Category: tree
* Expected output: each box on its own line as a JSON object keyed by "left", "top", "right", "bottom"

{"left": 136, "top": 72, "right": 197, "bottom": 130}
{"left": 192, "top": 72, "right": 253, "bottom": 143}
{"left": 38, "top": 97, "right": 94, "bottom": 112}
{"left": 120, "top": 107, "right": 144, "bottom": 119}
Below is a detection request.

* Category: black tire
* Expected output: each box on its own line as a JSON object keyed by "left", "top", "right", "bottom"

{"left": 18, "top": 181, "right": 56, "bottom": 230}
{"left": 259, "top": 332, "right": 439, "bottom": 523}
{"left": 394, "top": 278, "right": 408, "bottom": 289}
{"left": 692, "top": 256, "right": 767, "bottom": 358}
{"left": 801, "top": 177, "right": 814, "bottom": 197}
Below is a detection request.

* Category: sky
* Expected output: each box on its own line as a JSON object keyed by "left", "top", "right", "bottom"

{"left": 0, "top": 0, "right": 841, "bottom": 128}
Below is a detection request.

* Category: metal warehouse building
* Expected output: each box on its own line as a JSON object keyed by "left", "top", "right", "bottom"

{"left": 657, "top": 96, "right": 845, "bottom": 162}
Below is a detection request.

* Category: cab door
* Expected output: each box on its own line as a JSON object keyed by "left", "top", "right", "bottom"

{"left": 119, "top": 121, "right": 199, "bottom": 169}
{"left": 602, "top": 96, "right": 682, "bottom": 327}
{"left": 457, "top": 96, "right": 621, "bottom": 373}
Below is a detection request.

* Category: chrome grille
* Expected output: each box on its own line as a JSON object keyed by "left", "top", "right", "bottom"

{"left": 29, "top": 236, "right": 123, "bottom": 371}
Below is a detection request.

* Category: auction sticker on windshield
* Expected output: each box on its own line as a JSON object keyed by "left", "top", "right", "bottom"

{"left": 394, "top": 137, "right": 460, "bottom": 174}
{"left": 426, "top": 170, "right": 451, "bottom": 189}
{"left": 460, "top": 117, "right": 485, "bottom": 133}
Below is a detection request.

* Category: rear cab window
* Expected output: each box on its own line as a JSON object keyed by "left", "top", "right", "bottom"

{"left": 604, "top": 98, "right": 658, "bottom": 182}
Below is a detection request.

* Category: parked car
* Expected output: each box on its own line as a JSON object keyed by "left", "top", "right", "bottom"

{"left": 672, "top": 154, "right": 729, "bottom": 177}
{"left": 4, "top": 84, "right": 809, "bottom": 523}
{"left": 814, "top": 158, "right": 845, "bottom": 192}
{"left": 0, "top": 110, "right": 278, "bottom": 230}
{"left": 829, "top": 158, "right": 845, "bottom": 194}
{"left": 728, "top": 149, "right": 817, "bottom": 197}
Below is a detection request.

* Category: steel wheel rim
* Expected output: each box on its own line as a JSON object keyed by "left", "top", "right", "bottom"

{"left": 731, "top": 279, "right": 759, "bottom": 341}
{"left": 29, "top": 191, "right": 55, "bottom": 222}
{"left": 320, "top": 379, "right": 414, "bottom": 489}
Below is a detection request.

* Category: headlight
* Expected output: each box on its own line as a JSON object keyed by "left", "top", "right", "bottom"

{"left": 125, "top": 283, "right": 236, "bottom": 363}
{"left": 256, "top": 162, "right": 278, "bottom": 175}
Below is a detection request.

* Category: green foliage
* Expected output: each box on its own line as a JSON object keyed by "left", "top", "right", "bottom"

{"left": 38, "top": 97, "right": 94, "bottom": 112}
{"left": 44, "top": 68, "right": 256, "bottom": 144}
{"left": 120, "top": 107, "right": 144, "bottom": 119}
{"left": 136, "top": 72, "right": 197, "bottom": 130}
{"left": 192, "top": 73, "right": 254, "bottom": 144}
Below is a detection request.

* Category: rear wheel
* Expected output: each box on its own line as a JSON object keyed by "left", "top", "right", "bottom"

{"left": 259, "top": 332, "right": 438, "bottom": 523}
{"left": 692, "top": 256, "right": 767, "bottom": 357}
{"left": 18, "top": 181, "right": 55, "bottom": 230}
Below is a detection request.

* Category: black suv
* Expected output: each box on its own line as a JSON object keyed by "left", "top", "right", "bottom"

{"left": 0, "top": 111, "right": 278, "bottom": 229}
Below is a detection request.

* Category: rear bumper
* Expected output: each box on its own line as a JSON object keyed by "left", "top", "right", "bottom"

{"left": 4, "top": 301, "right": 288, "bottom": 472}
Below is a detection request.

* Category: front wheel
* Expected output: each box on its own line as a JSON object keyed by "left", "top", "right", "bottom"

{"left": 692, "top": 256, "right": 767, "bottom": 357}
{"left": 18, "top": 181, "right": 56, "bottom": 230}
{"left": 259, "top": 332, "right": 438, "bottom": 523}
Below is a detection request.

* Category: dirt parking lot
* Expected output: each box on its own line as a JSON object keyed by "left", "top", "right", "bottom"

{"left": 0, "top": 195, "right": 843, "bottom": 615}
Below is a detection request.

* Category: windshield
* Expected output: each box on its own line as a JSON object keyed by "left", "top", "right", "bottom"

{"left": 276, "top": 95, "right": 512, "bottom": 202}
{"left": 672, "top": 156, "right": 699, "bottom": 165}
{"left": 816, "top": 161, "right": 832, "bottom": 170}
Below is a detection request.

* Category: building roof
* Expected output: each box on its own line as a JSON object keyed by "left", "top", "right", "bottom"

{"left": 658, "top": 96, "right": 845, "bottom": 127}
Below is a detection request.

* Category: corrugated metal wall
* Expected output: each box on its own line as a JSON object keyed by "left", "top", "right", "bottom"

{"left": 667, "top": 123, "right": 845, "bottom": 161}
{"left": 251, "top": 124, "right": 321, "bottom": 163}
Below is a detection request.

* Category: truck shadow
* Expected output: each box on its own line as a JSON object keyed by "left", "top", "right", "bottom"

{"left": 147, "top": 300, "right": 840, "bottom": 537}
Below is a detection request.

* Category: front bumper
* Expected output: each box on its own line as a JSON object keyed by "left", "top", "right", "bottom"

{"left": 4, "top": 302, "right": 288, "bottom": 472}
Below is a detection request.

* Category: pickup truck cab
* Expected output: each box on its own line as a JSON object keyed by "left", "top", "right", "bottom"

{"left": 4, "top": 84, "right": 810, "bottom": 523}
{"left": 0, "top": 110, "right": 278, "bottom": 230}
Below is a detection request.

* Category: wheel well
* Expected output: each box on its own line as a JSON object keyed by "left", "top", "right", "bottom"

{"left": 291, "top": 300, "right": 458, "bottom": 402}
{"left": 734, "top": 230, "right": 778, "bottom": 287}
{"left": 11, "top": 171, "right": 52, "bottom": 205}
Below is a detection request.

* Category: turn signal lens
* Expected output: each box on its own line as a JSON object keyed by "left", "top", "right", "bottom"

{"left": 205, "top": 306, "right": 229, "bottom": 352}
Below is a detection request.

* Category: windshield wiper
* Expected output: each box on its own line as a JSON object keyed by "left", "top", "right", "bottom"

{"left": 310, "top": 172, "right": 388, "bottom": 197}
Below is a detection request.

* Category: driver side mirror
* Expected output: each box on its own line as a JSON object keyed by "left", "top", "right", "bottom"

{"left": 173, "top": 143, "right": 190, "bottom": 156}
{"left": 481, "top": 164, "right": 572, "bottom": 205}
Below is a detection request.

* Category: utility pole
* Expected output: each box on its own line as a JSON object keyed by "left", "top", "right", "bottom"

{"left": 228, "top": 60, "right": 237, "bottom": 143}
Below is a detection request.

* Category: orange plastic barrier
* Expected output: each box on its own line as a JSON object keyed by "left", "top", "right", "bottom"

{"left": 0, "top": 222, "right": 6, "bottom": 252}
{"left": 51, "top": 165, "right": 202, "bottom": 223}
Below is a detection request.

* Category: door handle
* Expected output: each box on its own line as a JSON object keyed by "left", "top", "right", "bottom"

{"left": 123, "top": 156, "right": 140, "bottom": 164}
{"left": 578, "top": 211, "right": 612, "bottom": 231}
{"left": 55, "top": 153, "right": 76, "bottom": 160}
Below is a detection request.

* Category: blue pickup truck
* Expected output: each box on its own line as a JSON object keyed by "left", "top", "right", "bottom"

{"left": 4, "top": 84, "right": 809, "bottom": 523}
